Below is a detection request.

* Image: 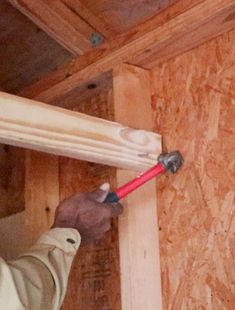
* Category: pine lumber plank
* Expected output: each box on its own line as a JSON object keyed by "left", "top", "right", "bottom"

{"left": 0, "top": 211, "right": 30, "bottom": 260}
{"left": 0, "top": 145, "right": 25, "bottom": 218}
{"left": 61, "top": 0, "right": 113, "bottom": 38}
{"left": 25, "top": 150, "right": 59, "bottom": 244}
{"left": 8, "top": 0, "right": 103, "bottom": 55}
{"left": 19, "top": 0, "right": 200, "bottom": 101}
{"left": 60, "top": 89, "right": 121, "bottom": 309}
{"left": 19, "top": 0, "right": 235, "bottom": 103}
{"left": 75, "top": 0, "right": 178, "bottom": 35}
{"left": 113, "top": 64, "right": 162, "bottom": 309}
{"left": 0, "top": 91, "right": 161, "bottom": 171}
{"left": 0, "top": 151, "right": 59, "bottom": 258}
{"left": 0, "top": 1, "right": 72, "bottom": 94}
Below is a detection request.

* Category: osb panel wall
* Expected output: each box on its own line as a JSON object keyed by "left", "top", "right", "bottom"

{"left": 61, "top": 89, "right": 121, "bottom": 310}
{"left": 151, "top": 29, "right": 235, "bottom": 309}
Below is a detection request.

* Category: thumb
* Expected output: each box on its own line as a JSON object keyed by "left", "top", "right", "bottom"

{"left": 90, "top": 183, "right": 110, "bottom": 202}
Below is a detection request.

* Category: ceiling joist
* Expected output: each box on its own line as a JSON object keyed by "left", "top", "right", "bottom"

{"left": 19, "top": 0, "right": 235, "bottom": 103}
{"left": 8, "top": 0, "right": 104, "bottom": 55}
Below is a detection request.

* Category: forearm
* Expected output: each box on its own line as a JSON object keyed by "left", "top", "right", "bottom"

{"left": 1, "top": 228, "right": 80, "bottom": 310}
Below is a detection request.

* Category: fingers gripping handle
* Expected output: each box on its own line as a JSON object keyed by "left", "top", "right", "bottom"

{"left": 104, "top": 192, "right": 120, "bottom": 203}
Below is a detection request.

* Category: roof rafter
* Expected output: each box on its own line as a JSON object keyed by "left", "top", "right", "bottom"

{"left": 8, "top": 0, "right": 104, "bottom": 55}
{"left": 20, "top": 0, "right": 235, "bottom": 103}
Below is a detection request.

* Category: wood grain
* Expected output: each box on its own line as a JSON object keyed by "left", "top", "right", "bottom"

{"left": 61, "top": 0, "right": 113, "bottom": 38}
{"left": 0, "top": 92, "right": 161, "bottom": 171}
{"left": 0, "top": 150, "right": 59, "bottom": 255}
{"left": 0, "top": 211, "right": 30, "bottom": 260}
{"left": 61, "top": 90, "right": 121, "bottom": 310}
{"left": 8, "top": 0, "right": 102, "bottom": 55}
{"left": 0, "top": 1, "right": 71, "bottom": 94}
{"left": 25, "top": 150, "right": 59, "bottom": 244}
{"left": 151, "top": 29, "right": 235, "bottom": 309}
{"left": 0, "top": 145, "right": 25, "bottom": 218}
{"left": 113, "top": 64, "right": 162, "bottom": 310}
{"left": 19, "top": 0, "right": 235, "bottom": 103}
{"left": 19, "top": 0, "right": 201, "bottom": 100}
{"left": 77, "top": 0, "right": 176, "bottom": 34}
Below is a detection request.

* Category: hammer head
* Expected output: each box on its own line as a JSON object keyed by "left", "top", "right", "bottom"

{"left": 158, "top": 151, "right": 184, "bottom": 173}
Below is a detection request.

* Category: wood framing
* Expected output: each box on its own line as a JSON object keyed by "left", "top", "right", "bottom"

{"left": 8, "top": 0, "right": 103, "bottom": 55}
{"left": 20, "top": 0, "right": 235, "bottom": 103}
{"left": 0, "top": 92, "right": 161, "bottom": 171}
{"left": 25, "top": 151, "right": 59, "bottom": 244}
{"left": 61, "top": 0, "right": 112, "bottom": 38}
{"left": 113, "top": 64, "right": 162, "bottom": 309}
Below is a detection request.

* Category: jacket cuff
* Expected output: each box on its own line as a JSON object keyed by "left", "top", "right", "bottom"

{"left": 34, "top": 228, "right": 81, "bottom": 253}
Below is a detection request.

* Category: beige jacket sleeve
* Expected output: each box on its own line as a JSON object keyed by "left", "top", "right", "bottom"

{"left": 0, "top": 228, "right": 81, "bottom": 310}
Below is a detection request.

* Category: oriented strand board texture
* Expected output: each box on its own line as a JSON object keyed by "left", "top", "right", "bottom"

{"left": 151, "top": 29, "right": 235, "bottom": 309}
{"left": 61, "top": 90, "right": 121, "bottom": 310}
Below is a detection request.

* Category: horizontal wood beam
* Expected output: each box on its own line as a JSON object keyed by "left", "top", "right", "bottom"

{"left": 19, "top": 0, "right": 235, "bottom": 103}
{"left": 8, "top": 0, "right": 104, "bottom": 55}
{"left": 0, "top": 92, "right": 161, "bottom": 171}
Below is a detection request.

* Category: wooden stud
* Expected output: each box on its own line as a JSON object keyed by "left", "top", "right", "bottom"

{"left": 0, "top": 145, "right": 25, "bottom": 218}
{"left": 0, "top": 91, "right": 161, "bottom": 171}
{"left": 113, "top": 64, "right": 163, "bottom": 309}
{"left": 19, "top": 0, "right": 235, "bottom": 103}
{"left": 0, "top": 151, "right": 59, "bottom": 258}
{"left": 25, "top": 150, "right": 59, "bottom": 244}
{"left": 59, "top": 88, "right": 121, "bottom": 309}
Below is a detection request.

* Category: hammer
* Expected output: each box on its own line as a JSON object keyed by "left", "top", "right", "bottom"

{"left": 104, "top": 151, "right": 184, "bottom": 203}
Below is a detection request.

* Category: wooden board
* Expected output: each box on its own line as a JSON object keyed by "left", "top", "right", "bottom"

{"left": 19, "top": 0, "right": 235, "bottom": 103}
{"left": 0, "top": 211, "right": 30, "bottom": 260}
{"left": 0, "top": 151, "right": 59, "bottom": 258}
{"left": 77, "top": 0, "right": 176, "bottom": 34}
{"left": 25, "top": 151, "right": 59, "bottom": 244}
{"left": 19, "top": 0, "right": 201, "bottom": 101}
{"left": 0, "top": 145, "right": 25, "bottom": 218}
{"left": 8, "top": 0, "right": 104, "bottom": 55}
{"left": 60, "top": 89, "right": 121, "bottom": 310}
{"left": 0, "top": 1, "right": 71, "bottom": 94}
{"left": 61, "top": 0, "right": 113, "bottom": 38}
{"left": 151, "top": 29, "right": 235, "bottom": 309}
{"left": 113, "top": 64, "right": 162, "bottom": 309}
{"left": 0, "top": 92, "right": 161, "bottom": 171}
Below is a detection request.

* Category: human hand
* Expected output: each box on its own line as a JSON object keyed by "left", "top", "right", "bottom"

{"left": 52, "top": 183, "right": 123, "bottom": 245}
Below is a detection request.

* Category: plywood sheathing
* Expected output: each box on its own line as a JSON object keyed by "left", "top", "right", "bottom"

{"left": 151, "top": 29, "right": 235, "bottom": 309}
{"left": 60, "top": 90, "right": 121, "bottom": 309}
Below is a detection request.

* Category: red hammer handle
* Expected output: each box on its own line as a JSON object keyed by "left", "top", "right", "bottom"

{"left": 104, "top": 163, "right": 166, "bottom": 203}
